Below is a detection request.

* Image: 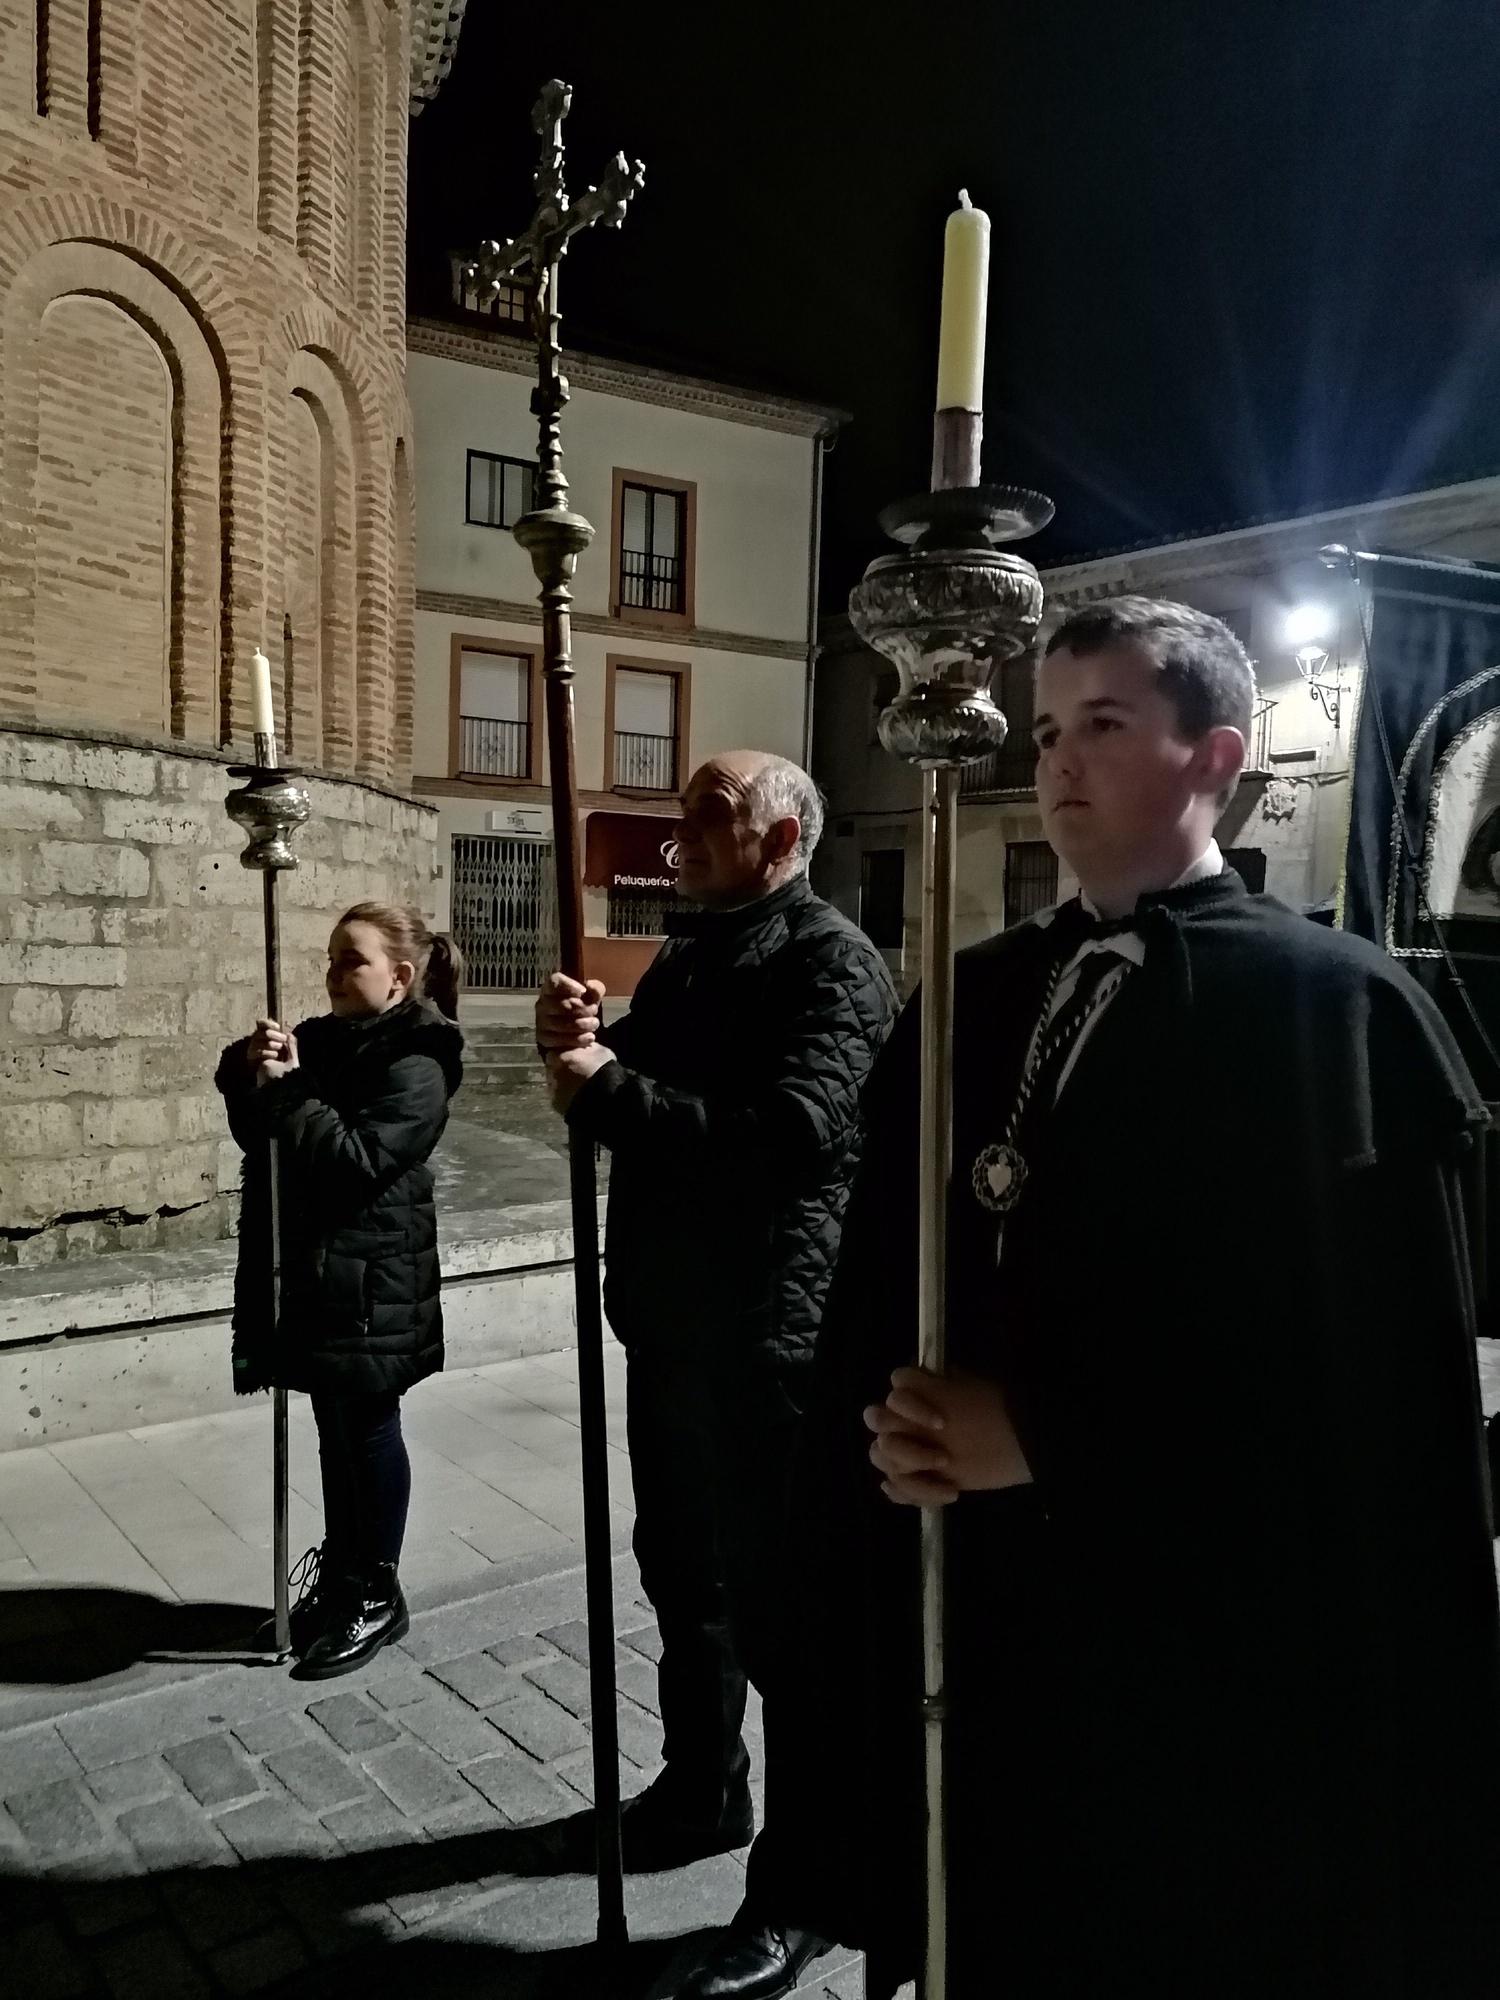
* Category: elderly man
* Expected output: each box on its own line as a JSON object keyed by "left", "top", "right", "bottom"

{"left": 535, "top": 749, "right": 897, "bottom": 2000}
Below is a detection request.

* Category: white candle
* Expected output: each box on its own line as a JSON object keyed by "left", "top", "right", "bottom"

{"left": 250, "top": 649, "right": 275, "bottom": 740}
{"left": 934, "top": 190, "right": 991, "bottom": 413}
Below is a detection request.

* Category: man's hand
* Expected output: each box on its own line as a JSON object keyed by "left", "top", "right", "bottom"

{"left": 247, "top": 1017, "right": 299, "bottom": 1086}
{"left": 864, "top": 1365, "right": 1033, "bottom": 1507}
{"left": 536, "top": 972, "right": 605, "bottom": 1052}
{"left": 545, "top": 1042, "right": 617, "bottom": 1113}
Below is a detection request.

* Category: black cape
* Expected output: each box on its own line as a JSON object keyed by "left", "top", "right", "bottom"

{"left": 785, "top": 872, "right": 1500, "bottom": 1998}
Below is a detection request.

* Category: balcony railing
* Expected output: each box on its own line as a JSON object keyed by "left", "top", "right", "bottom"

{"left": 619, "top": 548, "right": 684, "bottom": 614}
{"left": 458, "top": 715, "right": 530, "bottom": 779}
{"left": 960, "top": 746, "right": 1039, "bottom": 797}
{"left": 613, "top": 730, "right": 677, "bottom": 791}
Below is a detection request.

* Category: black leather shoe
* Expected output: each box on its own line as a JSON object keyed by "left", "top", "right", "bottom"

{"left": 291, "top": 1561, "right": 408, "bottom": 1680}
{"left": 676, "top": 1917, "right": 832, "bottom": 1999}
{"left": 522, "top": 1775, "right": 755, "bottom": 1875}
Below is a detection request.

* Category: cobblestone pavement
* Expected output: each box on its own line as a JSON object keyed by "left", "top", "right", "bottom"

{"left": 0, "top": 1353, "right": 870, "bottom": 1998}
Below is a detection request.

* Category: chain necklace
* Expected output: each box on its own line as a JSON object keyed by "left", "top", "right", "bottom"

{"left": 970, "top": 945, "right": 1133, "bottom": 1217}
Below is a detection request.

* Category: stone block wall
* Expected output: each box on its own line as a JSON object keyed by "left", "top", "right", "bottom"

{"left": 0, "top": 722, "right": 437, "bottom": 1266}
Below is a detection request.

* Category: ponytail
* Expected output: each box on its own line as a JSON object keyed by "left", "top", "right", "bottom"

{"left": 424, "top": 933, "right": 463, "bottom": 1021}
{"left": 337, "top": 901, "right": 463, "bottom": 1019}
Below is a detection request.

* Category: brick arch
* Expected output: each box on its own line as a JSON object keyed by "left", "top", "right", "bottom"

{"left": 392, "top": 433, "right": 414, "bottom": 779}
{"left": 0, "top": 238, "right": 226, "bottom": 739}
{"left": 268, "top": 321, "right": 401, "bottom": 784}
{"left": 281, "top": 349, "right": 359, "bottom": 769}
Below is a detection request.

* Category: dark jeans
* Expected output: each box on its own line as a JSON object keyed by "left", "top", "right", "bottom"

{"left": 309, "top": 1389, "right": 411, "bottom": 1572}
{"left": 625, "top": 1340, "right": 804, "bottom": 1870}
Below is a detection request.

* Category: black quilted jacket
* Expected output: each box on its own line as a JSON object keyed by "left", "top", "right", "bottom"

{"left": 566, "top": 876, "right": 898, "bottom": 1368}
{"left": 215, "top": 999, "right": 464, "bottom": 1397}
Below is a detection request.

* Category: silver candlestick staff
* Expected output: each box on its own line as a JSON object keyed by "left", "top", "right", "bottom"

{"left": 849, "top": 423, "right": 1052, "bottom": 1997}
{"left": 225, "top": 719, "right": 311, "bottom": 1660}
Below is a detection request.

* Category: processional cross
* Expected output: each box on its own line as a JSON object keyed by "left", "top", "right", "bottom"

{"left": 462, "top": 82, "right": 644, "bottom": 1954}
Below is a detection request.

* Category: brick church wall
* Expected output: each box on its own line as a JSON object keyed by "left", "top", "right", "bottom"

{"left": 0, "top": 2, "right": 433, "bottom": 1260}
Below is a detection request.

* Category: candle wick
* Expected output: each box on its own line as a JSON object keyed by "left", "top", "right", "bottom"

{"left": 957, "top": 188, "right": 971, "bottom": 208}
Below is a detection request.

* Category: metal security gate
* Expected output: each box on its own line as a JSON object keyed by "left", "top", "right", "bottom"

{"left": 451, "top": 834, "right": 558, "bottom": 990}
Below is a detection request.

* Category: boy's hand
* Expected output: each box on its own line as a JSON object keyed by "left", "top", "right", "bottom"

{"left": 864, "top": 1365, "right": 1033, "bottom": 1507}
{"left": 247, "top": 1018, "right": 299, "bottom": 1085}
{"left": 536, "top": 973, "right": 605, "bottom": 1051}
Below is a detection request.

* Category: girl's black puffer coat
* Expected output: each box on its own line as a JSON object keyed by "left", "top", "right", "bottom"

{"left": 215, "top": 998, "right": 464, "bottom": 1397}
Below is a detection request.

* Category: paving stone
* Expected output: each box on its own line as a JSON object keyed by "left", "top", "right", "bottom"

{"left": 488, "top": 1686, "right": 591, "bottom": 1762}
{"left": 550, "top": 1749, "right": 602, "bottom": 1806}
{"left": 51, "top": 1867, "right": 159, "bottom": 1938}
{"left": 96, "top": 1923, "right": 212, "bottom": 2000}
{"left": 523, "top": 1653, "right": 593, "bottom": 1718}
{"left": 620, "top": 1623, "right": 664, "bottom": 1663}
{"left": 270, "top": 1866, "right": 370, "bottom": 1960}
{"left": 364, "top": 1671, "right": 431, "bottom": 1711}
{"left": 614, "top": 1698, "right": 664, "bottom": 1772}
{"left": 163, "top": 1733, "right": 260, "bottom": 1808}
{"left": 86, "top": 1756, "right": 179, "bottom": 1807}
{"left": 418, "top": 1791, "right": 504, "bottom": 1839}
{"left": 485, "top": 1632, "right": 558, "bottom": 1669}
{"left": 393, "top": 1692, "right": 506, "bottom": 1766}
{"left": 263, "top": 1741, "right": 372, "bottom": 1813}
{"left": 362, "top": 1741, "right": 473, "bottom": 1822}
{"left": 461, "top": 1751, "right": 578, "bottom": 1827}
{"left": 616, "top": 1653, "right": 661, "bottom": 1713}
{"left": 321, "top": 1797, "right": 425, "bottom": 1855}
{"left": 230, "top": 1710, "right": 315, "bottom": 1757}
{"left": 209, "top": 1924, "right": 309, "bottom": 1994}
{"left": 0, "top": 1727, "right": 83, "bottom": 1792}
{"left": 159, "top": 1870, "right": 277, "bottom": 1952}
{"left": 305, "top": 1692, "right": 400, "bottom": 1756}
{"left": 4, "top": 1780, "right": 107, "bottom": 1861}
{"left": 535, "top": 1618, "right": 593, "bottom": 1664}
{"left": 426, "top": 1650, "right": 517, "bottom": 1710}
{"left": 213, "top": 1794, "right": 338, "bottom": 1863}
{"left": 116, "top": 1796, "right": 232, "bottom": 1871}
{"left": 5, "top": 1917, "right": 90, "bottom": 1999}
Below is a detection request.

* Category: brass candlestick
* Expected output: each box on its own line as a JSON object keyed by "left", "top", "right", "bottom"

{"left": 849, "top": 421, "right": 1052, "bottom": 2000}
{"left": 225, "top": 729, "right": 310, "bottom": 1661}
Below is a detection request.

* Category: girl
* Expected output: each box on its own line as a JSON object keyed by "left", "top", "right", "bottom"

{"left": 216, "top": 902, "right": 464, "bottom": 1679}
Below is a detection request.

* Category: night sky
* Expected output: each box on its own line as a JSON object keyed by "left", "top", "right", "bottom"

{"left": 408, "top": 0, "right": 1500, "bottom": 599}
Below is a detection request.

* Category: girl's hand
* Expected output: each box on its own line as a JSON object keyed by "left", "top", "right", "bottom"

{"left": 248, "top": 1018, "right": 299, "bottom": 1085}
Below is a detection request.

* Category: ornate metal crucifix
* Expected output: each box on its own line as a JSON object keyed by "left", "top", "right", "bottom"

{"left": 462, "top": 79, "right": 645, "bottom": 515}
{"left": 461, "top": 82, "right": 644, "bottom": 1956}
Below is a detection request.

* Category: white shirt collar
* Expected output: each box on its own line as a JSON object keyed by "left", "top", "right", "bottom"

{"left": 1076, "top": 839, "right": 1224, "bottom": 921}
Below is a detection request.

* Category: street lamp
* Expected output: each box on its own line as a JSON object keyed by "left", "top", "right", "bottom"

{"left": 1285, "top": 602, "right": 1344, "bottom": 728}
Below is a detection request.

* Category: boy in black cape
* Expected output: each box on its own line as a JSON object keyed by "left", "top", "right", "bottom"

{"left": 783, "top": 599, "right": 1500, "bottom": 1998}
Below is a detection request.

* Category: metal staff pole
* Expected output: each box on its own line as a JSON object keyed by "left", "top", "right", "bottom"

{"left": 849, "top": 415, "right": 1051, "bottom": 1998}
{"left": 226, "top": 727, "right": 311, "bottom": 1660}
{"left": 462, "top": 81, "right": 644, "bottom": 1954}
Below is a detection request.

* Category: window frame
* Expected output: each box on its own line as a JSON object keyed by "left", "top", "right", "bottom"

{"left": 447, "top": 635, "right": 544, "bottom": 787}
{"left": 609, "top": 468, "right": 696, "bottom": 630}
{"left": 464, "top": 450, "right": 538, "bottom": 532}
{"left": 603, "top": 654, "right": 692, "bottom": 795}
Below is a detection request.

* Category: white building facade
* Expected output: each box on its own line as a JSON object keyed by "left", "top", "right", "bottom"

{"left": 814, "top": 476, "right": 1500, "bottom": 988}
{"left": 407, "top": 316, "right": 841, "bottom": 995}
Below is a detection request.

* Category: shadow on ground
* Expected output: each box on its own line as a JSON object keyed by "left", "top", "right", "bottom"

{"left": 4, "top": 1824, "right": 750, "bottom": 1998}
{"left": 0, "top": 1588, "right": 273, "bottom": 1686}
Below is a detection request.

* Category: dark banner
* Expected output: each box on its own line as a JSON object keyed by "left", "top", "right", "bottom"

{"left": 1341, "top": 550, "right": 1500, "bottom": 1096}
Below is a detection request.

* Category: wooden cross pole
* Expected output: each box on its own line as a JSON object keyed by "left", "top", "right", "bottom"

{"left": 462, "top": 80, "right": 644, "bottom": 1954}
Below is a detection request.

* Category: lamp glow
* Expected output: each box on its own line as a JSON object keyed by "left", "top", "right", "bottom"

{"left": 1285, "top": 604, "right": 1333, "bottom": 649}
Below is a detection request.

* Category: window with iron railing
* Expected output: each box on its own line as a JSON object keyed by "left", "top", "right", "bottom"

{"left": 466, "top": 451, "right": 537, "bottom": 531}
{"left": 611, "top": 665, "right": 680, "bottom": 791}
{"left": 450, "top": 255, "right": 528, "bottom": 326}
{"left": 456, "top": 649, "right": 532, "bottom": 780}
{"left": 960, "top": 660, "right": 1041, "bottom": 796}
{"left": 1003, "top": 841, "right": 1059, "bottom": 927}
{"left": 619, "top": 481, "right": 686, "bottom": 615}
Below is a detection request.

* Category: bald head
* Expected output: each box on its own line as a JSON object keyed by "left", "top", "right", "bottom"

{"left": 674, "top": 751, "right": 824, "bottom": 909}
